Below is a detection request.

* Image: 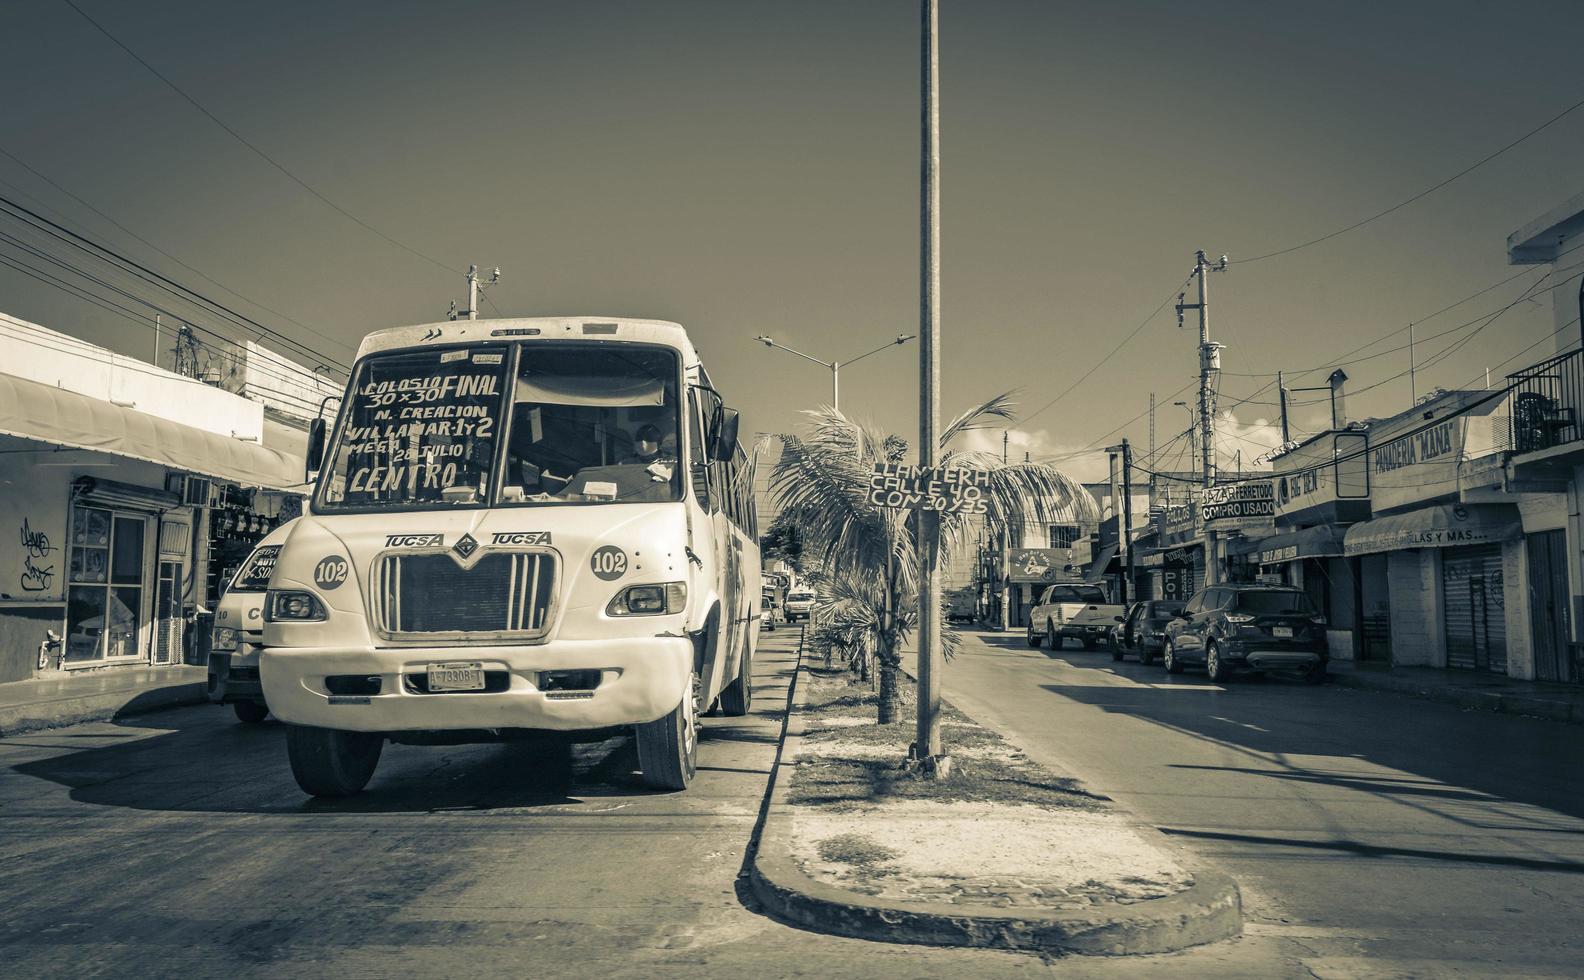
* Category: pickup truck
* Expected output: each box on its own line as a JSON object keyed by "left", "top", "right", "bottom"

{"left": 1025, "top": 583, "right": 1126, "bottom": 651}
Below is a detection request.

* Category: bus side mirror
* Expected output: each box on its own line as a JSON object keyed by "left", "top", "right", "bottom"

{"left": 711, "top": 407, "right": 740, "bottom": 460}
{"left": 306, "top": 417, "right": 327, "bottom": 475}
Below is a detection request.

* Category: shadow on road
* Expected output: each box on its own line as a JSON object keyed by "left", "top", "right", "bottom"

{"left": 1021, "top": 652, "right": 1584, "bottom": 835}
{"left": 12, "top": 721, "right": 668, "bottom": 814}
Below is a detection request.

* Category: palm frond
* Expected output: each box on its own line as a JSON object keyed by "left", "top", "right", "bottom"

{"left": 940, "top": 391, "right": 1019, "bottom": 447}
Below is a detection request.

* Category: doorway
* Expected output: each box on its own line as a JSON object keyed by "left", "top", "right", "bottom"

{"left": 1528, "top": 530, "right": 1572, "bottom": 683}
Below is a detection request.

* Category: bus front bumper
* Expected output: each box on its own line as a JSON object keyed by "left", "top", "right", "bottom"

{"left": 259, "top": 635, "right": 693, "bottom": 734}
{"left": 208, "top": 644, "right": 264, "bottom": 704}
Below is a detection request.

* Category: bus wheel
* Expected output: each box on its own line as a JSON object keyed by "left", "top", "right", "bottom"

{"left": 719, "top": 637, "right": 752, "bottom": 717}
{"left": 286, "top": 724, "right": 383, "bottom": 797}
{"left": 233, "top": 700, "right": 269, "bottom": 724}
{"left": 636, "top": 674, "right": 699, "bottom": 790}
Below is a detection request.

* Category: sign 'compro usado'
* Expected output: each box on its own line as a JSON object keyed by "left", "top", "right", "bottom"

{"left": 867, "top": 462, "right": 991, "bottom": 514}
{"left": 1200, "top": 479, "right": 1276, "bottom": 531}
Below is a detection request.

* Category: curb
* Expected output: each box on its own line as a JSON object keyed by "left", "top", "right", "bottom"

{"left": 747, "top": 657, "right": 1244, "bottom": 955}
{"left": 0, "top": 680, "right": 208, "bottom": 737}
{"left": 1326, "top": 670, "right": 1584, "bottom": 725}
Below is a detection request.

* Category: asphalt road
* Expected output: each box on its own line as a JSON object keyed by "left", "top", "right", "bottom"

{"left": 930, "top": 629, "right": 1584, "bottom": 978}
{"left": 7, "top": 626, "right": 1580, "bottom": 978}
{"left": 0, "top": 630, "right": 1059, "bottom": 980}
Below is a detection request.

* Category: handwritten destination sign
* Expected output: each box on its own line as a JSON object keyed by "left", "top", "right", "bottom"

{"left": 332, "top": 348, "right": 508, "bottom": 502}
{"left": 866, "top": 463, "right": 992, "bottom": 514}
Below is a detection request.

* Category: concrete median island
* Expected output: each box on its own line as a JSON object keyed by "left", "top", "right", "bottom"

{"left": 750, "top": 665, "right": 1242, "bottom": 956}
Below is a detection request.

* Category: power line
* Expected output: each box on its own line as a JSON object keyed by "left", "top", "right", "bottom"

{"left": 0, "top": 142, "right": 348, "bottom": 355}
{"left": 0, "top": 193, "right": 350, "bottom": 370}
{"left": 1237, "top": 92, "right": 1584, "bottom": 264}
{"left": 1217, "top": 267, "right": 1550, "bottom": 379}
{"left": 1021, "top": 277, "right": 1191, "bottom": 425}
{"left": 60, "top": 0, "right": 460, "bottom": 280}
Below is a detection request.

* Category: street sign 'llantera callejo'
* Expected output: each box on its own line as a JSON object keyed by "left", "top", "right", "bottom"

{"left": 867, "top": 462, "right": 991, "bottom": 513}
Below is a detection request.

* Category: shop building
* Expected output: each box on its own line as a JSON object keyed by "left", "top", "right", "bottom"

{"left": 1503, "top": 189, "right": 1584, "bottom": 683}
{"left": 1263, "top": 425, "right": 1372, "bottom": 659}
{"left": 0, "top": 313, "right": 311, "bottom": 683}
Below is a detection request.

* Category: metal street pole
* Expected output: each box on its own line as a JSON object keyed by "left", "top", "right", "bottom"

{"left": 915, "top": 0, "right": 944, "bottom": 771}
{"left": 1122, "top": 439, "right": 1134, "bottom": 606}
{"left": 754, "top": 334, "right": 913, "bottom": 413}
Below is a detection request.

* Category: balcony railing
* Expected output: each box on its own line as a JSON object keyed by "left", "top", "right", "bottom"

{"left": 1509, "top": 347, "right": 1584, "bottom": 455}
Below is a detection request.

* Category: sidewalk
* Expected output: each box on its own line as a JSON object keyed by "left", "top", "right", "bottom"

{"left": 0, "top": 666, "right": 207, "bottom": 736}
{"left": 1327, "top": 660, "right": 1584, "bottom": 724}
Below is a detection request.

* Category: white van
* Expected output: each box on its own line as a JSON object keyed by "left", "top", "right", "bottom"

{"left": 208, "top": 519, "right": 297, "bottom": 722}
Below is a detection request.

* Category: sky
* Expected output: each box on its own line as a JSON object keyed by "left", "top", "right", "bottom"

{"left": 3, "top": 0, "right": 1583, "bottom": 483}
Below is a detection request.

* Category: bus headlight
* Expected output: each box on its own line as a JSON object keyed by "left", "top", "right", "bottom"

{"left": 265, "top": 590, "right": 328, "bottom": 623}
{"left": 607, "top": 582, "right": 687, "bottom": 616}
{"left": 211, "top": 627, "right": 239, "bottom": 652}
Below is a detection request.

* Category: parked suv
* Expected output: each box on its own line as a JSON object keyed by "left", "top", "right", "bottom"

{"left": 1109, "top": 600, "right": 1185, "bottom": 665}
{"left": 1162, "top": 584, "right": 1327, "bottom": 683}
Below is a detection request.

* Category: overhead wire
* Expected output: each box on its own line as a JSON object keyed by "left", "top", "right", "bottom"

{"left": 0, "top": 231, "right": 347, "bottom": 397}
{"left": 1021, "top": 277, "right": 1192, "bottom": 426}
{"left": 0, "top": 193, "right": 351, "bottom": 370}
{"left": 0, "top": 144, "right": 349, "bottom": 356}
{"left": 1236, "top": 92, "right": 1584, "bottom": 265}
{"left": 59, "top": 0, "right": 460, "bottom": 280}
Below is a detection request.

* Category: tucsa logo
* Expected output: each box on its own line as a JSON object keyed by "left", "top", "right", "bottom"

{"left": 386, "top": 533, "right": 444, "bottom": 548}
{"left": 492, "top": 531, "right": 551, "bottom": 546}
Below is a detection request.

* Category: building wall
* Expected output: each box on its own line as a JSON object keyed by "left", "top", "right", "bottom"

{"left": 1503, "top": 537, "right": 1533, "bottom": 679}
{"left": 0, "top": 451, "right": 174, "bottom": 682}
{"left": 1, "top": 312, "right": 264, "bottom": 442}
{"left": 1388, "top": 550, "right": 1442, "bottom": 667}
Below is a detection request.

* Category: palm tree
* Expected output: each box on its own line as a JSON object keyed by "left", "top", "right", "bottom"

{"left": 771, "top": 393, "right": 1097, "bottom": 725}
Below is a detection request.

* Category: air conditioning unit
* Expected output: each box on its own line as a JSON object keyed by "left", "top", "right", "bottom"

{"left": 166, "top": 473, "right": 217, "bottom": 507}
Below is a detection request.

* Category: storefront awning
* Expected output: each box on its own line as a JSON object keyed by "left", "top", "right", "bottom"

{"left": 1256, "top": 525, "right": 1347, "bottom": 565}
{"left": 0, "top": 371, "right": 306, "bottom": 491}
{"left": 1342, "top": 503, "right": 1521, "bottom": 557}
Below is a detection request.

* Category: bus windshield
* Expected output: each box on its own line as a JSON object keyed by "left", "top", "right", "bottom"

{"left": 317, "top": 342, "right": 682, "bottom": 512}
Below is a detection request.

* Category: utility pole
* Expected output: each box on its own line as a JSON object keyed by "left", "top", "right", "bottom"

{"left": 1121, "top": 439, "right": 1134, "bottom": 606}
{"left": 1176, "top": 250, "right": 1227, "bottom": 583}
{"left": 1408, "top": 322, "right": 1417, "bottom": 406}
{"left": 1148, "top": 392, "right": 1156, "bottom": 515}
{"left": 1106, "top": 440, "right": 1134, "bottom": 606}
{"left": 451, "top": 264, "right": 500, "bottom": 320}
{"left": 915, "top": 0, "right": 945, "bottom": 773}
{"left": 1278, "top": 370, "right": 1291, "bottom": 444}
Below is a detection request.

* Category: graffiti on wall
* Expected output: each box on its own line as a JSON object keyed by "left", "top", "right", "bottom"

{"left": 19, "top": 517, "right": 56, "bottom": 593}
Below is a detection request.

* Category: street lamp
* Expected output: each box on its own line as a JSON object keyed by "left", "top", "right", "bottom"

{"left": 753, "top": 334, "right": 915, "bottom": 411}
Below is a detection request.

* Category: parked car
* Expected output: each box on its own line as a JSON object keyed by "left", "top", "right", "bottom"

{"left": 783, "top": 588, "right": 818, "bottom": 623}
{"left": 208, "top": 520, "right": 297, "bottom": 723}
{"left": 1161, "top": 584, "right": 1327, "bottom": 683}
{"left": 1108, "top": 600, "right": 1186, "bottom": 665}
{"left": 760, "top": 592, "right": 779, "bottom": 631}
{"left": 1026, "top": 583, "right": 1125, "bottom": 650}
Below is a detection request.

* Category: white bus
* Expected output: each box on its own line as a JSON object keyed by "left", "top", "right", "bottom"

{"left": 260, "top": 317, "right": 761, "bottom": 796}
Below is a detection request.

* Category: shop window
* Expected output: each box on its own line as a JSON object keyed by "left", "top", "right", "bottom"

{"left": 65, "top": 506, "right": 146, "bottom": 664}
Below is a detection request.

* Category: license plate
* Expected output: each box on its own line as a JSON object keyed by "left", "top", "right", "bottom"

{"left": 428, "top": 662, "right": 485, "bottom": 691}
{"left": 1272, "top": 626, "right": 1294, "bottom": 639}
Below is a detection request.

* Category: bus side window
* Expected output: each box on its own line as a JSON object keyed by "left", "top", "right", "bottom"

{"left": 688, "top": 390, "right": 712, "bottom": 510}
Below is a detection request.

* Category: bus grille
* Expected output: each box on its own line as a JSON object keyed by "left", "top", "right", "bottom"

{"left": 373, "top": 552, "right": 556, "bottom": 639}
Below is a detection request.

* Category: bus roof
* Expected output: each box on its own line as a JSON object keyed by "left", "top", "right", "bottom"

{"left": 357, "top": 317, "right": 703, "bottom": 367}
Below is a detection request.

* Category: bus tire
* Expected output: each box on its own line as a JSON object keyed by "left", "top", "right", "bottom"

{"left": 233, "top": 700, "right": 269, "bottom": 724}
{"left": 719, "top": 634, "right": 752, "bottom": 717}
{"left": 285, "top": 724, "right": 383, "bottom": 798}
{"left": 636, "top": 674, "right": 699, "bottom": 791}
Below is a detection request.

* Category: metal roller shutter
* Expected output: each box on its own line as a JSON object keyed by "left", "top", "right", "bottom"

{"left": 1441, "top": 544, "right": 1506, "bottom": 672}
